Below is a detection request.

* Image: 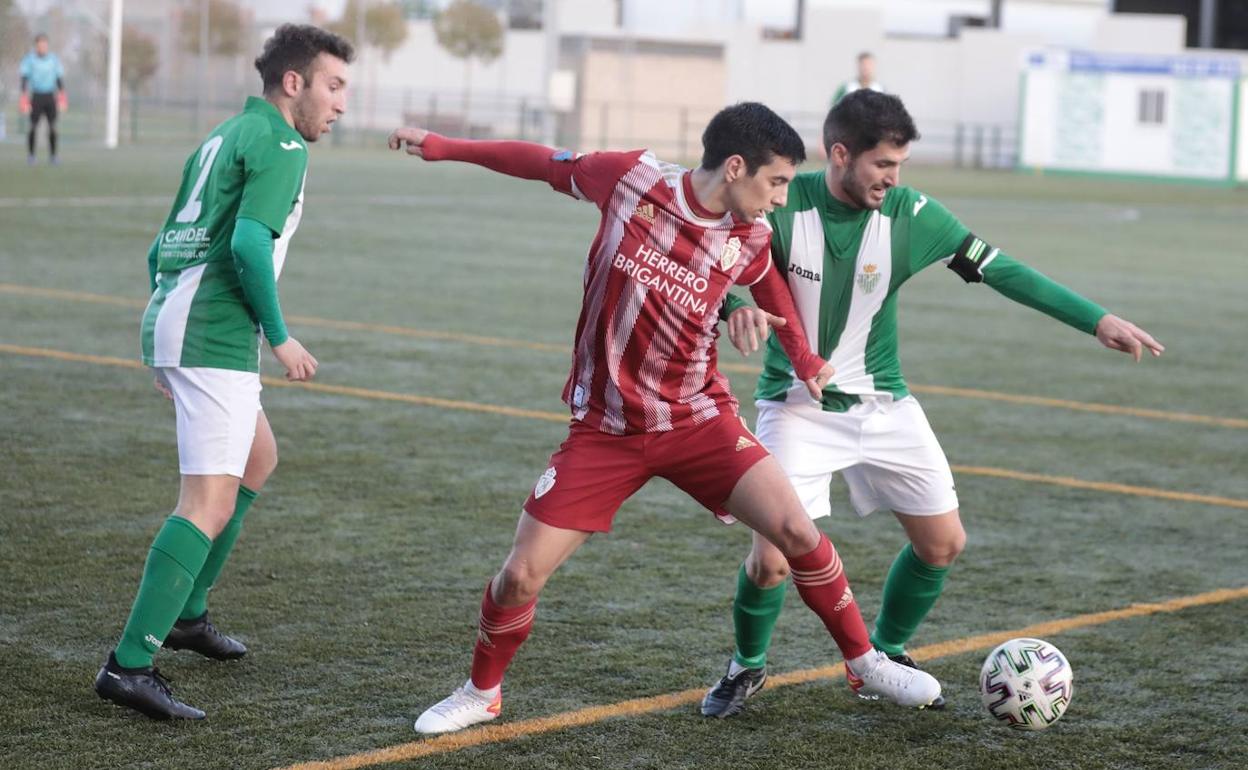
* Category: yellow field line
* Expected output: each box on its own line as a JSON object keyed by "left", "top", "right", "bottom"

{"left": 274, "top": 586, "right": 1248, "bottom": 770}
{"left": 281, "top": 315, "right": 568, "bottom": 354}
{"left": 910, "top": 383, "right": 1248, "bottom": 430}
{"left": 0, "top": 283, "right": 569, "bottom": 353}
{"left": 4, "top": 343, "right": 1244, "bottom": 511}
{"left": 3, "top": 281, "right": 1242, "bottom": 429}
{"left": 0, "top": 344, "right": 568, "bottom": 424}
{"left": 950, "top": 465, "right": 1248, "bottom": 511}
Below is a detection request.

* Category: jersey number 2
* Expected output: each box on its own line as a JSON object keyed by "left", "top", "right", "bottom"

{"left": 174, "top": 135, "right": 225, "bottom": 223}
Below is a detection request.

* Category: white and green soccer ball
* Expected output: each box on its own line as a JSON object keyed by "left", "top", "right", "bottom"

{"left": 979, "top": 637, "right": 1073, "bottom": 730}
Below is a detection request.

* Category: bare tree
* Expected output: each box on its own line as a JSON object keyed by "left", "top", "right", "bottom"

{"left": 121, "top": 25, "right": 160, "bottom": 142}
{"left": 330, "top": 0, "right": 410, "bottom": 61}
{"left": 329, "top": 1, "right": 410, "bottom": 133}
{"left": 180, "top": 0, "right": 244, "bottom": 56}
{"left": 434, "top": 0, "right": 504, "bottom": 134}
{"left": 0, "top": 0, "right": 31, "bottom": 107}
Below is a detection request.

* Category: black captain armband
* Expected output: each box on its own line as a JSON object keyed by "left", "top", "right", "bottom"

{"left": 945, "top": 233, "right": 1000, "bottom": 283}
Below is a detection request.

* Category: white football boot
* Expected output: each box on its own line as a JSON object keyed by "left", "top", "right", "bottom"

{"left": 413, "top": 680, "right": 502, "bottom": 734}
{"left": 846, "top": 650, "right": 942, "bottom": 708}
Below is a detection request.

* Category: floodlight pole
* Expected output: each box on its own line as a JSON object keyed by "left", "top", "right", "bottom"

{"left": 105, "top": 0, "right": 123, "bottom": 148}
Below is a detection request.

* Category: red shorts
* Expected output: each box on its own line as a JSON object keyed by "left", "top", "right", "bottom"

{"left": 523, "top": 413, "right": 771, "bottom": 533}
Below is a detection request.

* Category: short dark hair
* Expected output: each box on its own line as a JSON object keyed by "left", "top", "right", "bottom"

{"left": 857, "top": 51, "right": 873, "bottom": 61}
{"left": 254, "top": 24, "right": 355, "bottom": 94}
{"left": 34, "top": 33, "right": 48, "bottom": 44}
{"left": 701, "top": 102, "right": 806, "bottom": 174}
{"left": 822, "top": 90, "right": 919, "bottom": 156}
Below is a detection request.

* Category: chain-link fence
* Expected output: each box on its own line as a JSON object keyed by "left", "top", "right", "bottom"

{"left": 1, "top": 3, "right": 1015, "bottom": 168}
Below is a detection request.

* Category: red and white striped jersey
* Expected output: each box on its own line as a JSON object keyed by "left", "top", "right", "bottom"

{"left": 545, "top": 150, "right": 775, "bottom": 435}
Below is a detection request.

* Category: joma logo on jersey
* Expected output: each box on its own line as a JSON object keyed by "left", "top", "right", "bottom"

{"left": 720, "top": 237, "right": 742, "bottom": 270}
{"left": 789, "top": 263, "right": 821, "bottom": 282}
{"left": 856, "top": 263, "right": 881, "bottom": 294}
{"left": 633, "top": 202, "right": 656, "bottom": 224}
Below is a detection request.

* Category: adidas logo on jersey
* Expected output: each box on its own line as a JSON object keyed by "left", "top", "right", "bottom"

{"left": 633, "top": 202, "right": 656, "bottom": 224}
{"left": 735, "top": 436, "right": 756, "bottom": 452}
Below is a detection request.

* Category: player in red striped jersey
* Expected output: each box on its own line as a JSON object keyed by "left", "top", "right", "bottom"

{"left": 388, "top": 103, "right": 942, "bottom": 734}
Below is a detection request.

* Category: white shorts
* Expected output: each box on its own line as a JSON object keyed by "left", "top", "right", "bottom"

{"left": 755, "top": 389, "right": 958, "bottom": 519}
{"left": 155, "top": 367, "right": 262, "bottom": 477}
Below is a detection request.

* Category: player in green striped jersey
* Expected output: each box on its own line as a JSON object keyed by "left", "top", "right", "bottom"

{"left": 94, "top": 25, "right": 353, "bottom": 721}
{"left": 700, "top": 90, "right": 1162, "bottom": 717}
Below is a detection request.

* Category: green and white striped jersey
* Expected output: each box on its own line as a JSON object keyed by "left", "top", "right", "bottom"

{"left": 141, "top": 97, "right": 308, "bottom": 372}
{"left": 750, "top": 171, "right": 1107, "bottom": 412}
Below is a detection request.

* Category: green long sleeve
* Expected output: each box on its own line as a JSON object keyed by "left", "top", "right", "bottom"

{"left": 231, "top": 216, "right": 289, "bottom": 347}
{"left": 719, "top": 291, "right": 750, "bottom": 321}
{"left": 146, "top": 236, "right": 160, "bottom": 294}
{"left": 982, "top": 253, "right": 1108, "bottom": 335}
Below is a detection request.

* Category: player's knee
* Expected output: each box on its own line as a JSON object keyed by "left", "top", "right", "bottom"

{"left": 745, "top": 554, "right": 790, "bottom": 588}
{"left": 771, "top": 515, "right": 820, "bottom": 558}
{"left": 494, "top": 563, "right": 546, "bottom": 606}
{"left": 913, "top": 528, "right": 966, "bottom": 568}
{"left": 174, "top": 500, "right": 234, "bottom": 539}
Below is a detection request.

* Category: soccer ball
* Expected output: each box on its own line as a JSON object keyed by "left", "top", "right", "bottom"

{"left": 979, "top": 637, "right": 1073, "bottom": 730}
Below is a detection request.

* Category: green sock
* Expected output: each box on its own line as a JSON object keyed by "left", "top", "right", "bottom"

{"left": 114, "top": 516, "right": 212, "bottom": 669}
{"left": 731, "top": 563, "right": 787, "bottom": 669}
{"left": 180, "top": 485, "right": 257, "bottom": 621}
{"left": 870, "top": 544, "right": 950, "bottom": 656}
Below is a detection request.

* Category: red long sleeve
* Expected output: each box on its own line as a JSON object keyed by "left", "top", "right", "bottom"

{"left": 420, "top": 133, "right": 561, "bottom": 183}
{"left": 748, "top": 263, "right": 827, "bottom": 381}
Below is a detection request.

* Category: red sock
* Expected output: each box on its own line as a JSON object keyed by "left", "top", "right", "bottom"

{"left": 788, "top": 533, "right": 873, "bottom": 660}
{"left": 469, "top": 580, "right": 537, "bottom": 690}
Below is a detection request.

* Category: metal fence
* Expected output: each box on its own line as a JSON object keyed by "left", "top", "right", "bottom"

{"left": 2, "top": 86, "right": 1018, "bottom": 169}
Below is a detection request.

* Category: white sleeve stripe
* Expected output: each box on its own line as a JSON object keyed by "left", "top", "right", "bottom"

{"left": 569, "top": 174, "right": 589, "bottom": 202}
{"left": 744, "top": 254, "right": 773, "bottom": 286}
{"left": 979, "top": 248, "right": 1000, "bottom": 272}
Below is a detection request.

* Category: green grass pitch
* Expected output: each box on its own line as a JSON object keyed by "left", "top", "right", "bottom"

{"left": 1, "top": 141, "right": 1245, "bottom": 769}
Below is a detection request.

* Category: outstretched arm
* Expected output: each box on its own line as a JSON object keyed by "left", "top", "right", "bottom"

{"left": 951, "top": 246, "right": 1164, "bottom": 361}
{"left": 910, "top": 194, "right": 1164, "bottom": 363}
{"left": 389, "top": 127, "right": 564, "bottom": 184}
{"left": 388, "top": 127, "right": 640, "bottom": 208}
{"left": 748, "top": 264, "right": 833, "bottom": 399}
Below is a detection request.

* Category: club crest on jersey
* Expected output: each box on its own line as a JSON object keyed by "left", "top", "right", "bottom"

{"left": 856, "top": 263, "right": 881, "bottom": 294}
{"left": 720, "top": 237, "right": 742, "bottom": 271}
{"left": 534, "top": 467, "right": 557, "bottom": 498}
{"left": 633, "top": 202, "right": 656, "bottom": 224}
